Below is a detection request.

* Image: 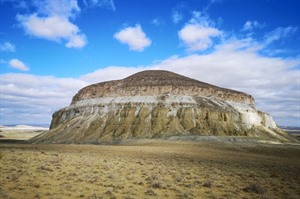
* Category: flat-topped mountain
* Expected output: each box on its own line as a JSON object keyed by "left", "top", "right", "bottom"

{"left": 31, "top": 70, "right": 294, "bottom": 144}
{"left": 71, "top": 70, "right": 254, "bottom": 105}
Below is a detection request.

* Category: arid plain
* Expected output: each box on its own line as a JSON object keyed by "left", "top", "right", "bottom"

{"left": 1, "top": 135, "right": 300, "bottom": 199}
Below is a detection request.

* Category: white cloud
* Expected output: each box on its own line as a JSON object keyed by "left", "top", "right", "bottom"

{"left": 171, "top": 2, "right": 187, "bottom": 24}
{"left": 178, "top": 11, "right": 222, "bottom": 52}
{"left": 17, "top": 15, "right": 77, "bottom": 40}
{"left": 151, "top": 18, "right": 165, "bottom": 26}
{"left": 179, "top": 24, "right": 221, "bottom": 51}
{"left": 83, "top": 0, "right": 116, "bottom": 11}
{"left": 1, "top": 0, "right": 29, "bottom": 9}
{"left": 172, "top": 11, "right": 183, "bottom": 24}
{"left": 33, "top": 0, "right": 80, "bottom": 18}
{"left": 0, "top": 73, "right": 87, "bottom": 125}
{"left": 242, "top": 20, "right": 264, "bottom": 31}
{"left": 9, "top": 59, "right": 29, "bottom": 71}
{"left": 114, "top": 24, "right": 151, "bottom": 52}
{"left": 16, "top": 0, "right": 87, "bottom": 49}
{"left": 264, "top": 26, "right": 298, "bottom": 45}
{"left": 0, "top": 41, "right": 16, "bottom": 52}
{"left": 65, "top": 33, "right": 87, "bottom": 48}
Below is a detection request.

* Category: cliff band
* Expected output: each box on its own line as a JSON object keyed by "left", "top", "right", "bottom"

{"left": 31, "top": 70, "right": 293, "bottom": 144}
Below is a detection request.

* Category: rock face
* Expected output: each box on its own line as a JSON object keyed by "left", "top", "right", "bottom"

{"left": 32, "top": 70, "right": 293, "bottom": 144}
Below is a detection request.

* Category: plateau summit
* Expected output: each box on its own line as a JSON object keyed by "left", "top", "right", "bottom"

{"left": 32, "top": 70, "right": 293, "bottom": 144}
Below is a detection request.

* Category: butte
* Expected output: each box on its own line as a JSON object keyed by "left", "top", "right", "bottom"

{"left": 31, "top": 70, "right": 294, "bottom": 144}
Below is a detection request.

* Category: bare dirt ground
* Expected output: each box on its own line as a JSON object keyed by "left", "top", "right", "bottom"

{"left": 0, "top": 139, "right": 299, "bottom": 199}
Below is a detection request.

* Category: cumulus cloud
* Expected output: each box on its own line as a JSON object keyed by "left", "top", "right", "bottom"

{"left": 242, "top": 20, "right": 264, "bottom": 31}
{"left": 16, "top": 0, "right": 87, "bottom": 48}
{"left": 114, "top": 24, "right": 151, "bottom": 51}
{"left": 0, "top": 73, "right": 87, "bottom": 125}
{"left": 9, "top": 59, "right": 29, "bottom": 71}
{"left": 179, "top": 24, "right": 221, "bottom": 51}
{"left": 0, "top": 41, "right": 16, "bottom": 52}
{"left": 178, "top": 11, "right": 222, "bottom": 52}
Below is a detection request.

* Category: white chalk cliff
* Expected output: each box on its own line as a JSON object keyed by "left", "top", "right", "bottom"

{"left": 31, "top": 70, "right": 293, "bottom": 144}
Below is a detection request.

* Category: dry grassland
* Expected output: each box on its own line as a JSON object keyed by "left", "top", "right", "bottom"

{"left": 0, "top": 140, "right": 299, "bottom": 199}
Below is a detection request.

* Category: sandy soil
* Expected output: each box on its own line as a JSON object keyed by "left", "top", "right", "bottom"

{"left": 0, "top": 140, "right": 299, "bottom": 199}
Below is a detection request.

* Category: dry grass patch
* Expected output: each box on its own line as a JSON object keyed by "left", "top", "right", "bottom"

{"left": 0, "top": 140, "right": 299, "bottom": 198}
{"left": 243, "top": 183, "right": 266, "bottom": 194}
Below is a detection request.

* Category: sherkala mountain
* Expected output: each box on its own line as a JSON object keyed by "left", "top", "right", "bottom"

{"left": 31, "top": 70, "right": 294, "bottom": 144}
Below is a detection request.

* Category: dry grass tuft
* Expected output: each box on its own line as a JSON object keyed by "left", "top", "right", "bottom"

{"left": 203, "top": 180, "right": 213, "bottom": 188}
{"left": 243, "top": 183, "right": 266, "bottom": 194}
{"left": 174, "top": 173, "right": 184, "bottom": 182}
{"left": 145, "top": 189, "right": 157, "bottom": 196}
{"left": 37, "top": 165, "right": 53, "bottom": 172}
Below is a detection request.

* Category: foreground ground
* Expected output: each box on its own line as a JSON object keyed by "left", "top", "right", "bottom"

{"left": 0, "top": 140, "right": 299, "bottom": 199}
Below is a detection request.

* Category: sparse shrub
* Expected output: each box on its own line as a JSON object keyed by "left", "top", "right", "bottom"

{"left": 270, "top": 172, "right": 279, "bottom": 178}
{"left": 105, "top": 190, "right": 113, "bottom": 196}
{"left": 174, "top": 173, "right": 183, "bottom": 182}
{"left": 203, "top": 180, "right": 213, "bottom": 188}
{"left": 32, "top": 183, "right": 40, "bottom": 188}
{"left": 124, "top": 196, "right": 134, "bottom": 199}
{"left": 147, "top": 173, "right": 160, "bottom": 181}
{"left": 147, "top": 173, "right": 162, "bottom": 189}
{"left": 8, "top": 173, "right": 19, "bottom": 181}
{"left": 178, "top": 192, "right": 194, "bottom": 199}
{"left": 107, "top": 173, "right": 117, "bottom": 179}
{"left": 151, "top": 180, "right": 162, "bottom": 189}
{"left": 243, "top": 183, "right": 266, "bottom": 194}
{"left": 37, "top": 165, "right": 53, "bottom": 172}
{"left": 145, "top": 189, "right": 157, "bottom": 196}
{"left": 89, "top": 192, "right": 103, "bottom": 199}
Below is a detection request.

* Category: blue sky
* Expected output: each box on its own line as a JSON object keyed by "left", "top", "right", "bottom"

{"left": 0, "top": 0, "right": 299, "bottom": 127}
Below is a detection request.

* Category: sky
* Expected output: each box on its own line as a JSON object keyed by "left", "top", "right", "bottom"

{"left": 0, "top": 0, "right": 299, "bottom": 127}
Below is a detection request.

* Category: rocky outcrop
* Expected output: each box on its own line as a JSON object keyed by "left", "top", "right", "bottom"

{"left": 31, "top": 70, "right": 295, "bottom": 144}
{"left": 71, "top": 70, "right": 254, "bottom": 105}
